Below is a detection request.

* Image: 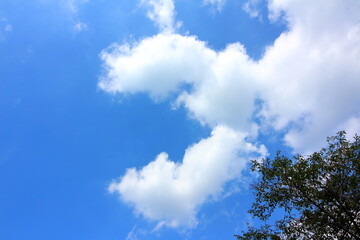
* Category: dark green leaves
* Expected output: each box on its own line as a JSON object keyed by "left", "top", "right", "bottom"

{"left": 236, "top": 131, "right": 360, "bottom": 240}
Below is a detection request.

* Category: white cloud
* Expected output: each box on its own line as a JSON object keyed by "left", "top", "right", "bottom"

{"left": 99, "top": 34, "right": 260, "bottom": 134}
{"left": 101, "top": 0, "right": 360, "bottom": 153}
{"left": 176, "top": 43, "right": 260, "bottom": 135}
{"left": 109, "top": 126, "right": 267, "bottom": 228}
{"left": 99, "top": 33, "right": 215, "bottom": 99}
{"left": 343, "top": 118, "right": 360, "bottom": 141}
{"left": 141, "top": 0, "right": 179, "bottom": 33}
{"left": 257, "top": 0, "right": 360, "bottom": 152}
{"left": 101, "top": 0, "right": 360, "bottom": 228}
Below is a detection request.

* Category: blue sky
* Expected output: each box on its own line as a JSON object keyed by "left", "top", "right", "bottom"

{"left": 1, "top": 0, "right": 360, "bottom": 239}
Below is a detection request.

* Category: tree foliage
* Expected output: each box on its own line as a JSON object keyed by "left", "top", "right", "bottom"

{"left": 236, "top": 131, "right": 360, "bottom": 239}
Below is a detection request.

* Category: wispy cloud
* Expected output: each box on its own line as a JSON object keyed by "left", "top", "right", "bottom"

{"left": 125, "top": 225, "right": 148, "bottom": 240}
{"left": 0, "top": 18, "right": 12, "bottom": 41}
{"left": 62, "top": 0, "right": 88, "bottom": 31}
{"left": 4, "top": 24, "right": 12, "bottom": 32}
{"left": 203, "top": 0, "right": 226, "bottom": 11}
{"left": 140, "top": 0, "right": 180, "bottom": 33}
{"left": 73, "top": 22, "right": 87, "bottom": 31}
{"left": 242, "top": 0, "right": 264, "bottom": 19}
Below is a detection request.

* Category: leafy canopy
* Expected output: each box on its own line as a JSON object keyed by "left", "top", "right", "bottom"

{"left": 236, "top": 131, "right": 360, "bottom": 239}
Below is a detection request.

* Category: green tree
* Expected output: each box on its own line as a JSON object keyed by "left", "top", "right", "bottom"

{"left": 236, "top": 131, "right": 360, "bottom": 240}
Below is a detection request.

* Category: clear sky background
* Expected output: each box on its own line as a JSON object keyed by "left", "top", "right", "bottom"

{"left": 1, "top": 0, "right": 359, "bottom": 239}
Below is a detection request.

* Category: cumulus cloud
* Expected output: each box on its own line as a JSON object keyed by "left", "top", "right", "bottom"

{"left": 109, "top": 126, "right": 267, "bottom": 228}
{"left": 99, "top": 34, "right": 215, "bottom": 99}
{"left": 257, "top": 0, "right": 360, "bottom": 152}
{"left": 101, "top": 0, "right": 360, "bottom": 228}
{"left": 100, "top": 0, "right": 360, "bottom": 153}
{"left": 99, "top": 34, "right": 260, "bottom": 134}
